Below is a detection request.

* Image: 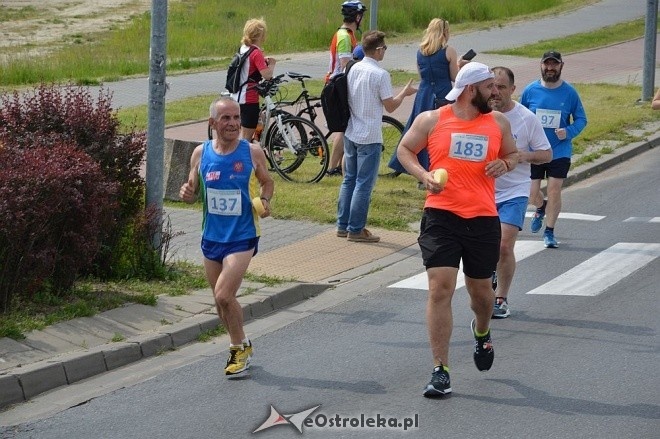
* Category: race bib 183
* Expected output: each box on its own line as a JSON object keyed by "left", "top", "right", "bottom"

{"left": 207, "top": 188, "right": 242, "bottom": 216}
{"left": 449, "top": 133, "right": 489, "bottom": 162}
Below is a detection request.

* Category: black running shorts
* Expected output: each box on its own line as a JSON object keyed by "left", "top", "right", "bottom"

{"left": 530, "top": 157, "right": 571, "bottom": 180}
{"left": 418, "top": 208, "right": 501, "bottom": 280}
{"left": 240, "top": 103, "right": 260, "bottom": 129}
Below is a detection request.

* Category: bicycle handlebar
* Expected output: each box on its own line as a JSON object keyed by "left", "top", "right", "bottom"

{"left": 256, "top": 74, "right": 288, "bottom": 97}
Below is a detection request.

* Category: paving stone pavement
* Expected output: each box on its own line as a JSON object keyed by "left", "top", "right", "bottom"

{"left": 1, "top": 1, "right": 659, "bottom": 411}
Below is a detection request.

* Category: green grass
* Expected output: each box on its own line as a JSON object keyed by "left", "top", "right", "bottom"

{"left": 156, "top": 71, "right": 428, "bottom": 229}
{"left": 0, "top": 0, "right": 591, "bottom": 86}
{"left": 197, "top": 325, "right": 227, "bottom": 342}
{"left": 0, "top": 285, "right": 153, "bottom": 340}
{"left": 0, "top": 5, "right": 39, "bottom": 22}
{"left": 0, "top": 260, "right": 292, "bottom": 339}
{"left": 157, "top": 73, "right": 660, "bottom": 228}
{"left": 244, "top": 272, "right": 296, "bottom": 287}
{"left": 117, "top": 72, "right": 417, "bottom": 132}
{"left": 118, "top": 94, "right": 217, "bottom": 132}
{"left": 162, "top": 82, "right": 660, "bottom": 228}
{"left": 493, "top": 17, "right": 660, "bottom": 58}
{"left": 569, "top": 83, "right": 660, "bottom": 167}
{"left": 0, "top": 261, "right": 209, "bottom": 339}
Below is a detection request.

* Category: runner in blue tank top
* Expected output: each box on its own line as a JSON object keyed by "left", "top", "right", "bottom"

{"left": 199, "top": 136, "right": 261, "bottom": 244}
{"left": 180, "top": 97, "right": 274, "bottom": 377}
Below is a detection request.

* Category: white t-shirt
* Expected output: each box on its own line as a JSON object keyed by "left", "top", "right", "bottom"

{"left": 345, "top": 57, "right": 393, "bottom": 144}
{"left": 495, "top": 101, "right": 551, "bottom": 203}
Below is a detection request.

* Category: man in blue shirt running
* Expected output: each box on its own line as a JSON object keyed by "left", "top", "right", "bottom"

{"left": 520, "top": 51, "right": 587, "bottom": 248}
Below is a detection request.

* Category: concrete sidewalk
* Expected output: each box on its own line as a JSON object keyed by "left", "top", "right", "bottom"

{"left": 1, "top": 4, "right": 660, "bottom": 412}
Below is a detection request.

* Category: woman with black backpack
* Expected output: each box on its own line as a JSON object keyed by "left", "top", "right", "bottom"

{"left": 230, "top": 18, "right": 277, "bottom": 141}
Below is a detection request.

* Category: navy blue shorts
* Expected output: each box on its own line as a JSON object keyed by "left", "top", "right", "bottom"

{"left": 418, "top": 208, "right": 501, "bottom": 279}
{"left": 201, "top": 237, "right": 259, "bottom": 263}
{"left": 531, "top": 157, "right": 571, "bottom": 179}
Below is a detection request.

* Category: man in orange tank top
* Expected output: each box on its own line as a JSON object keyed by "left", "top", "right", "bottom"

{"left": 396, "top": 62, "right": 518, "bottom": 397}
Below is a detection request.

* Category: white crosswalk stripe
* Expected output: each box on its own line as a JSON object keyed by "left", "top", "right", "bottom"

{"left": 524, "top": 211, "right": 606, "bottom": 221}
{"left": 390, "top": 241, "right": 660, "bottom": 296}
{"left": 623, "top": 217, "right": 660, "bottom": 223}
{"left": 389, "top": 240, "right": 546, "bottom": 290}
{"left": 526, "top": 242, "right": 660, "bottom": 296}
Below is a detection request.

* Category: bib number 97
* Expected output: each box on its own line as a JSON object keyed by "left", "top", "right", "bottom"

{"left": 535, "top": 108, "right": 561, "bottom": 129}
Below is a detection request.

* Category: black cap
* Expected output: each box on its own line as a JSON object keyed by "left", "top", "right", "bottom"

{"left": 541, "top": 51, "right": 562, "bottom": 62}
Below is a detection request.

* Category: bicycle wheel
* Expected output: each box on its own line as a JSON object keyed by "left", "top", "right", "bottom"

{"left": 379, "top": 115, "right": 404, "bottom": 176}
{"left": 265, "top": 115, "right": 329, "bottom": 183}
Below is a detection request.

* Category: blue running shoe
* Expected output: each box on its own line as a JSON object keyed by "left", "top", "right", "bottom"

{"left": 543, "top": 230, "right": 558, "bottom": 248}
{"left": 492, "top": 297, "right": 510, "bottom": 319}
{"left": 530, "top": 210, "right": 545, "bottom": 233}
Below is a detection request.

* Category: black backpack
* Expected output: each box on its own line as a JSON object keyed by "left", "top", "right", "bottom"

{"left": 321, "top": 60, "right": 357, "bottom": 133}
{"left": 225, "top": 46, "right": 256, "bottom": 94}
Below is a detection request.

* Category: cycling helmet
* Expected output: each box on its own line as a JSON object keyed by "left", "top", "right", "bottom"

{"left": 341, "top": 1, "right": 367, "bottom": 19}
{"left": 352, "top": 44, "right": 365, "bottom": 60}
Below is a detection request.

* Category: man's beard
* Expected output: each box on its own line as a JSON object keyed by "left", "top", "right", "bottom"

{"left": 472, "top": 89, "right": 492, "bottom": 114}
{"left": 542, "top": 68, "right": 562, "bottom": 83}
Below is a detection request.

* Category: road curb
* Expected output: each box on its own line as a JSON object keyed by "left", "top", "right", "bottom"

{"left": 0, "top": 282, "right": 331, "bottom": 410}
{"left": 565, "top": 134, "right": 660, "bottom": 189}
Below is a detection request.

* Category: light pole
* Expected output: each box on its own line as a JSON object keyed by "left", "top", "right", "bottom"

{"left": 146, "top": 0, "right": 168, "bottom": 249}
{"left": 369, "top": 0, "right": 378, "bottom": 30}
{"left": 641, "top": 0, "right": 658, "bottom": 101}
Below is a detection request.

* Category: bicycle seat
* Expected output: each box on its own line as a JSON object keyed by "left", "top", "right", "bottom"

{"left": 286, "top": 72, "right": 311, "bottom": 80}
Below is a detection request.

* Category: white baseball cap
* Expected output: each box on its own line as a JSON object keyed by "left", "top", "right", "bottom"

{"left": 445, "top": 62, "right": 495, "bottom": 101}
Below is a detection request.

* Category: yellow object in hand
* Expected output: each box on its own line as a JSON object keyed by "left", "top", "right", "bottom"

{"left": 252, "top": 197, "right": 266, "bottom": 216}
{"left": 433, "top": 168, "right": 448, "bottom": 187}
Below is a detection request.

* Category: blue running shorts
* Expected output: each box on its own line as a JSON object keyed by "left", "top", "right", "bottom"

{"left": 201, "top": 237, "right": 259, "bottom": 263}
{"left": 496, "top": 196, "right": 529, "bottom": 231}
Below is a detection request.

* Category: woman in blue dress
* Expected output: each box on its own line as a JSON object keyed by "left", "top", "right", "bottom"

{"left": 388, "top": 18, "right": 459, "bottom": 175}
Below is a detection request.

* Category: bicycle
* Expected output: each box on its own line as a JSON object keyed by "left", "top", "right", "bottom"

{"left": 208, "top": 77, "right": 329, "bottom": 183}
{"left": 282, "top": 71, "right": 405, "bottom": 176}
